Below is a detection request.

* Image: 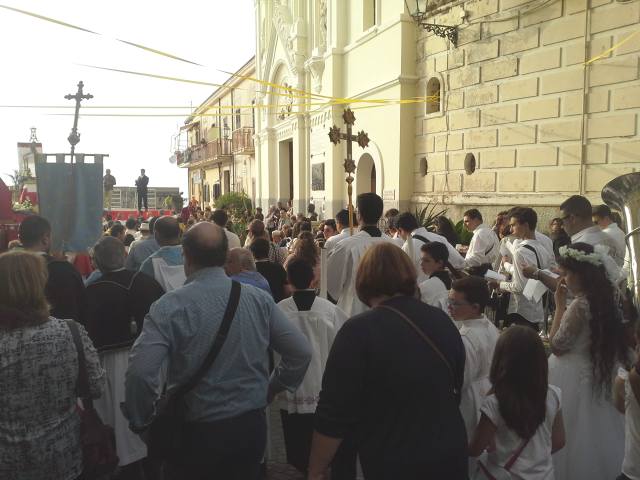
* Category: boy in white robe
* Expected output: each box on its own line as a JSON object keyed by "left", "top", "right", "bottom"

{"left": 326, "top": 193, "right": 400, "bottom": 316}
{"left": 447, "top": 276, "right": 500, "bottom": 442}
{"left": 276, "top": 257, "right": 350, "bottom": 474}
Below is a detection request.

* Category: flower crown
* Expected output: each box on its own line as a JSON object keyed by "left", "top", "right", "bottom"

{"left": 558, "top": 245, "right": 604, "bottom": 267}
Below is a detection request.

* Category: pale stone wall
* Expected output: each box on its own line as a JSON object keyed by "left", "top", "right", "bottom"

{"left": 413, "top": 0, "right": 640, "bottom": 223}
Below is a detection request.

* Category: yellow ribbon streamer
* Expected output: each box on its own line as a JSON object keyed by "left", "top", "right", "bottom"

{"left": 585, "top": 30, "right": 640, "bottom": 65}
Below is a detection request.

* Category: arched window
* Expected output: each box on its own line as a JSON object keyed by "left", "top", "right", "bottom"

{"left": 426, "top": 77, "right": 441, "bottom": 114}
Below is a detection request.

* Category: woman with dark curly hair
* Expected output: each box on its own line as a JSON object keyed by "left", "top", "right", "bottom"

{"left": 548, "top": 242, "right": 627, "bottom": 480}
{"left": 285, "top": 231, "right": 320, "bottom": 289}
{"left": 433, "top": 216, "right": 460, "bottom": 247}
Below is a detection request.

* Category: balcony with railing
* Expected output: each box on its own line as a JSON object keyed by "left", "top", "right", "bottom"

{"left": 179, "top": 138, "right": 233, "bottom": 166}
{"left": 232, "top": 127, "right": 255, "bottom": 155}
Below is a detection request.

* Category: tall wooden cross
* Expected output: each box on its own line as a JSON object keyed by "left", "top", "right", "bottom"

{"left": 64, "top": 80, "right": 93, "bottom": 162}
{"left": 328, "top": 108, "right": 370, "bottom": 234}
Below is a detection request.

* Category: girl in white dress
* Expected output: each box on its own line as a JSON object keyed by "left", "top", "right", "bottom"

{"left": 548, "top": 242, "right": 627, "bottom": 480}
{"left": 419, "top": 241, "right": 458, "bottom": 314}
{"left": 470, "top": 326, "right": 566, "bottom": 480}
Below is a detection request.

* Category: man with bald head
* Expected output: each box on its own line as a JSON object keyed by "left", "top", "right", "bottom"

{"left": 125, "top": 222, "right": 312, "bottom": 479}
{"left": 225, "top": 247, "right": 272, "bottom": 294}
{"left": 139, "top": 215, "right": 185, "bottom": 291}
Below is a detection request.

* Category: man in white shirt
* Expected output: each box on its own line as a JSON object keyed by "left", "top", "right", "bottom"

{"left": 488, "top": 208, "right": 554, "bottom": 330}
{"left": 396, "top": 212, "right": 465, "bottom": 283}
{"left": 211, "top": 209, "right": 241, "bottom": 249}
{"left": 524, "top": 195, "right": 622, "bottom": 290}
{"left": 326, "top": 193, "right": 398, "bottom": 316}
{"left": 447, "top": 276, "right": 500, "bottom": 442}
{"left": 460, "top": 209, "right": 499, "bottom": 271}
{"left": 324, "top": 209, "right": 355, "bottom": 252}
{"left": 593, "top": 204, "right": 627, "bottom": 268}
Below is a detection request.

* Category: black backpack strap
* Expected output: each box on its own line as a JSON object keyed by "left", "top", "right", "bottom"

{"left": 413, "top": 234, "right": 431, "bottom": 244}
{"left": 66, "top": 319, "right": 95, "bottom": 409}
{"left": 174, "top": 281, "right": 242, "bottom": 398}
{"left": 521, "top": 244, "right": 541, "bottom": 269}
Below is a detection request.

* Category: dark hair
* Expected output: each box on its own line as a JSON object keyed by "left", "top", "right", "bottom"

{"left": 154, "top": 216, "right": 181, "bottom": 244}
{"left": 18, "top": 215, "right": 51, "bottom": 248}
{"left": 211, "top": 209, "right": 228, "bottom": 227}
{"left": 248, "top": 219, "right": 266, "bottom": 238}
{"left": 490, "top": 326, "right": 549, "bottom": 439}
{"left": 592, "top": 204, "right": 612, "bottom": 219}
{"left": 110, "top": 224, "right": 126, "bottom": 238}
{"left": 557, "top": 242, "right": 627, "bottom": 395}
{"left": 249, "top": 238, "right": 270, "bottom": 259}
{"left": 307, "top": 203, "right": 316, "bottom": 213}
{"left": 356, "top": 243, "right": 417, "bottom": 306}
{"left": 451, "top": 276, "right": 490, "bottom": 311}
{"left": 433, "top": 216, "right": 460, "bottom": 246}
{"left": 384, "top": 208, "right": 400, "bottom": 219}
{"left": 335, "top": 209, "right": 356, "bottom": 228}
{"left": 560, "top": 195, "right": 592, "bottom": 220}
{"left": 396, "top": 212, "right": 419, "bottom": 232}
{"left": 550, "top": 217, "right": 563, "bottom": 226}
{"left": 182, "top": 225, "right": 228, "bottom": 267}
{"left": 292, "top": 231, "right": 319, "bottom": 267}
{"left": 287, "top": 257, "right": 314, "bottom": 289}
{"left": 125, "top": 217, "right": 137, "bottom": 230}
{"left": 356, "top": 193, "right": 384, "bottom": 225}
{"left": 124, "top": 233, "right": 135, "bottom": 247}
{"left": 324, "top": 219, "right": 337, "bottom": 231}
{"left": 510, "top": 207, "right": 538, "bottom": 231}
{"left": 421, "top": 241, "right": 448, "bottom": 264}
{"left": 300, "top": 221, "right": 312, "bottom": 232}
{"left": 463, "top": 208, "right": 483, "bottom": 222}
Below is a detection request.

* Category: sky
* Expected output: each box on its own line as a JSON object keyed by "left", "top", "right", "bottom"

{"left": 0, "top": 0, "right": 256, "bottom": 195}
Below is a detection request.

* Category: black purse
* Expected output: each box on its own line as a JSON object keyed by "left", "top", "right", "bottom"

{"left": 146, "top": 280, "right": 241, "bottom": 460}
{"left": 66, "top": 320, "right": 119, "bottom": 479}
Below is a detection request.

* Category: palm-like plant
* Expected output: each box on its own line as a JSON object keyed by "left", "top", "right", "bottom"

{"left": 413, "top": 201, "right": 448, "bottom": 231}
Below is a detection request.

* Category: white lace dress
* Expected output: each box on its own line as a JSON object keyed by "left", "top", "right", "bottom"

{"left": 548, "top": 296, "right": 624, "bottom": 480}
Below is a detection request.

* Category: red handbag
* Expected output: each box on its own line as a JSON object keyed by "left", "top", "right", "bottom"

{"left": 67, "top": 320, "right": 119, "bottom": 478}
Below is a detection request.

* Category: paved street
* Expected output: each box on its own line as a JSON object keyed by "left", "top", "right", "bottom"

{"left": 266, "top": 407, "right": 305, "bottom": 480}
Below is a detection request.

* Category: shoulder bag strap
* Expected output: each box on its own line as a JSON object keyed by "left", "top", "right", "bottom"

{"left": 174, "top": 280, "right": 242, "bottom": 398}
{"left": 377, "top": 304, "right": 458, "bottom": 395}
{"left": 521, "top": 244, "right": 541, "bottom": 269}
{"left": 413, "top": 234, "right": 431, "bottom": 245}
{"left": 66, "top": 319, "right": 93, "bottom": 408}
{"left": 504, "top": 436, "right": 531, "bottom": 471}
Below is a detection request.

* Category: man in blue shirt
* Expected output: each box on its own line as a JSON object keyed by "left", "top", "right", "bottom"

{"left": 225, "top": 247, "right": 272, "bottom": 295}
{"left": 125, "top": 222, "right": 311, "bottom": 479}
{"left": 139, "top": 216, "right": 184, "bottom": 290}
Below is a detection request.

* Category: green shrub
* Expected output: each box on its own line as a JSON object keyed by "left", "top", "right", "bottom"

{"left": 413, "top": 201, "right": 448, "bottom": 230}
{"left": 214, "top": 192, "right": 252, "bottom": 216}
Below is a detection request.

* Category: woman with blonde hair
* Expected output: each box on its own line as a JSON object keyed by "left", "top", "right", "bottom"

{"left": 0, "top": 250, "right": 105, "bottom": 480}
{"left": 308, "top": 243, "right": 467, "bottom": 479}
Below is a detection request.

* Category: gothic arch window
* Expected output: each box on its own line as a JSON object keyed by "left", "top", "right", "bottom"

{"left": 426, "top": 77, "right": 441, "bottom": 114}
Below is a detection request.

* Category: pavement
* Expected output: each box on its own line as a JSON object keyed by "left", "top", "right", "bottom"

{"left": 266, "top": 407, "right": 306, "bottom": 479}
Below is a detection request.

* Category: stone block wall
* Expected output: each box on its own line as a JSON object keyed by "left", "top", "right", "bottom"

{"left": 413, "top": 0, "right": 640, "bottom": 222}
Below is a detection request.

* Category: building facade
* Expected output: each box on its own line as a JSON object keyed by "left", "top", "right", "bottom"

{"left": 413, "top": 0, "right": 640, "bottom": 221}
{"left": 254, "top": 0, "right": 418, "bottom": 218}
{"left": 178, "top": 58, "right": 257, "bottom": 207}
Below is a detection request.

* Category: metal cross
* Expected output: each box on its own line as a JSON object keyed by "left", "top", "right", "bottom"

{"left": 328, "top": 108, "right": 370, "bottom": 234}
{"left": 64, "top": 80, "right": 93, "bottom": 162}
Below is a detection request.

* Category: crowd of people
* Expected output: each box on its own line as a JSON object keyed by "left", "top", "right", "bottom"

{"left": 0, "top": 191, "right": 638, "bottom": 480}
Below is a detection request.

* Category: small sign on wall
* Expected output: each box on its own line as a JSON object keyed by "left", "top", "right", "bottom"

{"left": 383, "top": 189, "right": 395, "bottom": 200}
{"left": 312, "top": 163, "right": 325, "bottom": 191}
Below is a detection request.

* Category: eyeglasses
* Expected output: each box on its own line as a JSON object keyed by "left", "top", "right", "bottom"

{"left": 447, "top": 300, "right": 471, "bottom": 308}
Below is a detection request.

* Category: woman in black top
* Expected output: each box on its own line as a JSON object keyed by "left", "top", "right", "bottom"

{"left": 309, "top": 243, "right": 468, "bottom": 480}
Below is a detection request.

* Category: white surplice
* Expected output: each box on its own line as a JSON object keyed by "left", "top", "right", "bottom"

{"left": 464, "top": 224, "right": 500, "bottom": 268}
{"left": 419, "top": 275, "right": 449, "bottom": 314}
{"left": 324, "top": 227, "right": 352, "bottom": 252}
{"left": 326, "top": 230, "right": 398, "bottom": 316}
{"left": 459, "top": 315, "right": 500, "bottom": 442}
{"left": 276, "top": 296, "right": 348, "bottom": 414}
{"left": 499, "top": 238, "right": 554, "bottom": 325}
{"left": 403, "top": 227, "right": 465, "bottom": 283}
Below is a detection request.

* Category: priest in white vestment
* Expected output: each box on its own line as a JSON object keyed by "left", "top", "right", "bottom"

{"left": 326, "top": 193, "right": 400, "bottom": 316}
{"left": 395, "top": 212, "right": 465, "bottom": 283}
{"left": 324, "top": 208, "right": 355, "bottom": 253}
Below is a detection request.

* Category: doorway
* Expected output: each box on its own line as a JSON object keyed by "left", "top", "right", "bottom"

{"left": 356, "top": 153, "right": 376, "bottom": 195}
{"left": 278, "top": 139, "right": 294, "bottom": 203}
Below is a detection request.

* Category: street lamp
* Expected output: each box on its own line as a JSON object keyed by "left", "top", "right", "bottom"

{"left": 405, "top": 0, "right": 458, "bottom": 46}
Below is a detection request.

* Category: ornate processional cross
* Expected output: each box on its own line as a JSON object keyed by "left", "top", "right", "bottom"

{"left": 328, "top": 108, "right": 370, "bottom": 235}
{"left": 64, "top": 80, "right": 93, "bottom": 162}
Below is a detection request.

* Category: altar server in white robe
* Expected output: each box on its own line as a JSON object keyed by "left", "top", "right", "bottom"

{"left": 327, "top": 193, "right": 399, "bottom": 316}
{"left": 447, "top": 276, "right": 500, "bottom": 442}
{"left": 461, "top": 209, "right": 500, "bottom": 270}
{"left": 396, "top": 212, "right": 465, "bottom": 284}
{"left": 418, "top": 241, "right": 456, "bottom": 315}
{"left": 324, "top": 208, "right": 355, "bottom": 253}
{"left": 276, "top": 257, "right": 349, "bottom": 473}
